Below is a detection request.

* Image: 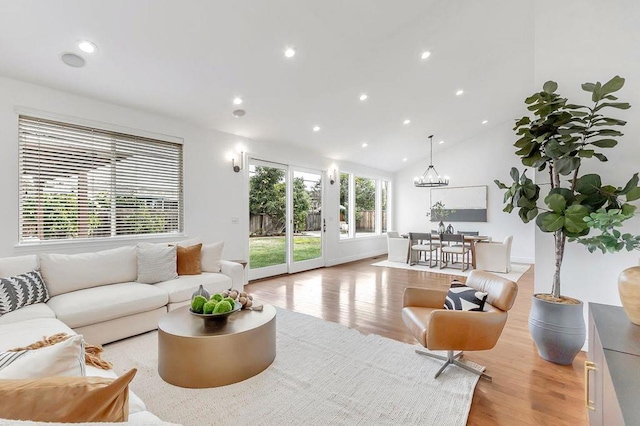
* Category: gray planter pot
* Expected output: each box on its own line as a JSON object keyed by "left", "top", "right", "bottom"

{"left": 528, "top": 295, "right": 585, "bottom": 365}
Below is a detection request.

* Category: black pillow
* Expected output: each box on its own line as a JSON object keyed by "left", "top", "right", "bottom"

{"left": 0, "top": 271, "right": 50, "bottom": 316}
{"left": 444, "top": 280, "right": 488, "bottom": 311}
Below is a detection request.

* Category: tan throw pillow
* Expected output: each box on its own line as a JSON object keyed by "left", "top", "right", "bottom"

{"left": 0, "top": 368, "right": 136, "bottom": 422}
{"left": 176, "top": 243, "right": 202, "bottom": 275}
{"left": 201, "top": 241, "right": 224, "bottom": 273}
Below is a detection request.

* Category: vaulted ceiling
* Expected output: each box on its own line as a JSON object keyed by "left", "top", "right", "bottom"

{"left": 0, "top": 0, "right": 535, "bottom": 171}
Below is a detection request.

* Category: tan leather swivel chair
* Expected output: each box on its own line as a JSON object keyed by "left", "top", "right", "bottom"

{"left": 401, "top": 270, "right": 518, "bottom": 381}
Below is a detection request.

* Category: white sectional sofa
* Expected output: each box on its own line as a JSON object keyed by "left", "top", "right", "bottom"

{"left": 0, "top": 244, "right": 244, "bottom": 424}
{"left": 0, "top": 246, "right": 244, "bottom": 344}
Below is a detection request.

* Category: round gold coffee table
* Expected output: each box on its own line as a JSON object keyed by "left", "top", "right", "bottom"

{"left": 158, "top": 304, "right": 276, "bottom": 388}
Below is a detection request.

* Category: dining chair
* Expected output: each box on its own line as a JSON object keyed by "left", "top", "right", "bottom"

{"left": 475, "top": 235, "right": 513, "bottom": 273}
{"left": 439, "top": 233, "right": 470, "bottom": 271}
{"left": 451, "top": 231, "right": 480, "bottom": 264}
{"left": 408, "top": 232, "right": 438, "bottom": 267}
{"left": 387, "top": 231, "right": 410, "bottom": 263}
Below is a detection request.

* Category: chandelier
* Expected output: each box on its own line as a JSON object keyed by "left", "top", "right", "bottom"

{"left": 414, "top": 135, "right": 449, "bottom": 187}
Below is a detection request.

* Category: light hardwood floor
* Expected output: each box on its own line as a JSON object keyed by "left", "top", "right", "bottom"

{"left": 246, "top": 257, "right": 588, "bottom": 425}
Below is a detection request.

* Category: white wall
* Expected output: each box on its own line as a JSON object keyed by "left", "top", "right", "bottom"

{"left": 533, "top": 0, "right": 640, "bottom": 319}
{"left": 394, "top": 121, "right": 535, "bottom": 263}
{"left": 0, "top": 76, "right": 391, "bottom": 265}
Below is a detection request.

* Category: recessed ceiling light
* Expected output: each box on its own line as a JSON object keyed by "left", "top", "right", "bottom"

{"left": 439, "top": 140, "right": 444, "bottom": 144}
{"left": 402, "top": 158, "right": 408, "bottom": 162}
{"left": 313, "top": 126, "right": 321, "bottom": 132}
{"left": 233, "top": 97, "right": 243, "bottom": 105}
{"left": 456, "top": 89, "right": 464, "bottom": 96}
{"left": 77, "top": 40, "right": 97, "bottom": 54}
{"left": 482, "top": 120, "right": 488, "bottom": 125}
{"left": 61, "top": 53, "right": 85, "bottom": 68}
{"left": 403, "top": 119, "right": 411, "bottom": 125}
{"left": 420, "top": 51, "right": 431, "bottom": 60}
{"left": 232, "top": 109, "right": 246, "bottom": 118}
{"left": 359, "top": 93, "right": 368, "bottom": 101}
{"left": 362, "top": 142, "right": 368, "bottom": 148}
{"left": 284, "top": 47, "right": 296, "bottom": 58}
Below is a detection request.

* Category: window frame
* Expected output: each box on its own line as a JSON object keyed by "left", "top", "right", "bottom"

{"left": 16, "top": 110, "right": 185, "bottom": 247}
{"left": 338, "top": 171, "right": 391, "bottom": 241}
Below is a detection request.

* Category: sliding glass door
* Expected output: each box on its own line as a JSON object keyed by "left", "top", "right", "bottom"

{"left": 248, "top": 160, "right": 288, "bottom": 279}
{"left": 248, "top": 160, "right": 324, "bottom": 280}
{"left": 289, "top": 167, "right": 324, "bottom": 273}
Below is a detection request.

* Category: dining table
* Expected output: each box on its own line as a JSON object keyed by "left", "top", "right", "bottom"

{"left": 403, "top": 233, "right": 490, "bottom": 269}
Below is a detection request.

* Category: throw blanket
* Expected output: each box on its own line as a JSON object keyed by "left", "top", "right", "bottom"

{"left": 8, "top": 333, "right": 112, "bottom": 370}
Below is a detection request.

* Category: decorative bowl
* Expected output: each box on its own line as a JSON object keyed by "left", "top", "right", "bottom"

{"left": 189, "top": 301, "right": 242, "bottom": 321}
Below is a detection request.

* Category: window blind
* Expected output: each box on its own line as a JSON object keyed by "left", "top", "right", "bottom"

{"left": 18, "top": 115, "right": 183, "bottom": 242}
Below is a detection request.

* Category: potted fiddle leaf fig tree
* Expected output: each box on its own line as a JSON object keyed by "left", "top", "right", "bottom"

{"left": 495, "top": 75, "right": 640, "bottom": 365}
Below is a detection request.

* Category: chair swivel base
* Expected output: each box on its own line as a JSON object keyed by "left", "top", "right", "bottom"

{"left": 415, "top": 349, "right": 492, "bottom": 381}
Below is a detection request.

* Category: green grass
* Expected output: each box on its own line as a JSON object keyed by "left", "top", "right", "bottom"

{"left": 250, "top": 236, "right": 321, "bottom": 269}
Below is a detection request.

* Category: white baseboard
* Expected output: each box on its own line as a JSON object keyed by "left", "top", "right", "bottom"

{"left": 326, "top": 250, "right": 387, "bottom": 267}
{"left": 511, "top": 256, "right": 534, "bottom": 264}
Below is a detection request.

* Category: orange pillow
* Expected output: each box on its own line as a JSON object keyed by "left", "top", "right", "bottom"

{"left": 176, "top": 243, "right": 202, "bottom": 275}
{"left": 0, "top": 368, "right": 136, "bottom": 422}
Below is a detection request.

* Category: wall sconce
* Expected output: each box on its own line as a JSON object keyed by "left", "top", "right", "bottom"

{"left": 227, "top": 144, "right": 245, "bottom": 173}
{"left": 232, "top": 152, "right": 244, "bottom": 173}
{"left": 328, "top": 167, "right": 337, "bottom": 185}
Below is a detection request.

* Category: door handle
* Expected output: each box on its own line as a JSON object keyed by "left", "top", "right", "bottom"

{"left": 323, "top": 218, "right": 326, "bottom": 233}
{"left": 584, "top": 360, "right": 596, "bottom": 411}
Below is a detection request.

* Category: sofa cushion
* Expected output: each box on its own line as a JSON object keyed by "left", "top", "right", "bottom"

{"left": 154, "top": 273, "right": 232, "bottom": 304}
{"left": 0, "top": 318, "right": 73, "bottom": 351}
{"left": 0, "top": 271, "right": 50, "bottom": 316}
{"left": 47, "top": 282, "right": 168, "bottom": 329}
{"left": 136, "top": 243, "right": 178, "bottom": 284}
{"left": 0, "top": 334, "right": 85, "bottom": 379}
{"left": 128, "top": 410, "right": 175, "bottom": 425}
{"left": 0, "top": 303, "right": 56, "bottom": 326}
{"left": 0, "top": 255, "right": 38, "bottom": 277}
{"left": 40, "top": 247, "right": 137, "bottom": 297}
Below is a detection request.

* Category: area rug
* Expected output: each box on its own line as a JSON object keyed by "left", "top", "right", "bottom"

{"left": 103, "top": 308, "right": 482, "bottom": 426}
{"left": 371, "top": 259, "right": 531, "bottom": 281}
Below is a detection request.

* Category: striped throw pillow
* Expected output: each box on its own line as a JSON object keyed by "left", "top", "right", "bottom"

{"left": 0, "top": 350, "right": 29, "bottom": 371}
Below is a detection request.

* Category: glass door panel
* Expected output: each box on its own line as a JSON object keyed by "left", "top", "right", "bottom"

{"left": 248, "top": 161, "right": 288, "bottom": 280}
{"left": 290, "top": 169, "right": 323, "bottom": 272}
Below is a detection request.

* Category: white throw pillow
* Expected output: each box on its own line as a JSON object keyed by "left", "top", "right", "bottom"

{"left": 136, "top": 243, "right": 178, "bottom": 284}
{"left": 201, "top": 241, "right": 224, "bottom": 273}
{"left": 0, "top": 334, "right": 85, "bottom": 379}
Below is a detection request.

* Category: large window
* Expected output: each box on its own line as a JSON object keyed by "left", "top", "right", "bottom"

{"left": 18, "top": 116, "right": 183, "bottom": 243}
{"left": 381, "top": 180, "right": 389, "bottom": 233}
{"left": 355, "top": 177, "right": 376, "bottom": 237}
{"left": 339, "top": 172, "right": 350, "bottom": 239}
{"left": 338, "top": 172, "right": 390, "bottom": 239}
